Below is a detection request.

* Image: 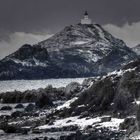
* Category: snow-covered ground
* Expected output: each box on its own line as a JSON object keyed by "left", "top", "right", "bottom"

{"left": 0, "top": 78, "right": 85, "bottom": 93}
{"left": 38, "top": 116, "right": 124, "bottom": 131}
{"left": 56, "top": 97, "right": 78, "bottom": 110}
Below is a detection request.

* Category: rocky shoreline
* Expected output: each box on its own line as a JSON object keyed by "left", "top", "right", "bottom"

{"left": 0, "top": 59, "right": 140, "bottom": 140}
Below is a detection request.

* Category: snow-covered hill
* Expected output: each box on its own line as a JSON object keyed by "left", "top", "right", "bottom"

{"left": 0, "top": 24, "right": 137, "bottom": 80}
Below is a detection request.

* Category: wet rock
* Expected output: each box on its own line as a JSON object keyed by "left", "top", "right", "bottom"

{"left": 0, "top": 106, "right": 12, "bottom": 111}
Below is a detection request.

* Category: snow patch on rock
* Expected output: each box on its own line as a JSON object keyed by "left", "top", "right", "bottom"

{"left": 56, "top": 97, "right": 78, "bottom": 110}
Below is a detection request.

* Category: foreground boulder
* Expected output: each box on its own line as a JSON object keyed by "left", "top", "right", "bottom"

{"left": 1, "top": 106, "right": 12, "bottom": 111}
{"left": 11, "top": 111, "right": 23, "bottom": 118}
{"left": 65, "top": 82, "right": 81, "bottom": 98}
{"left": 15, "top": 104, "right": 24, "bottom": 109}
{"left": 35, "top": 92, "right": 54, "bottom": 108}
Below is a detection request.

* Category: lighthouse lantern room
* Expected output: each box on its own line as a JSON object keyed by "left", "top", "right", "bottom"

{"left": 81, "top": 11, "right": 92, "bottom": 25}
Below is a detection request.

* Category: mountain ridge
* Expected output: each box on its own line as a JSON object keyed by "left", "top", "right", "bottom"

{"left": 0, "top": 23, "right": 137, "bottom": 80}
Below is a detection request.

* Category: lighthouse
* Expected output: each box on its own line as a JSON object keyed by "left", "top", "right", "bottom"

{"left": 81, "top": 11, "right": 92, "bottom": 25}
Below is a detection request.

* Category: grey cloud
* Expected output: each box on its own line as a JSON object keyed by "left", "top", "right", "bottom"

{"left": 0, "top": 32, "right": 52, "bottom": 59}
{"left": 104, "top": 22, "right": 140, "bottom": 47}
{"left": 0, "top": 0, "right": 140, "bottom": 34}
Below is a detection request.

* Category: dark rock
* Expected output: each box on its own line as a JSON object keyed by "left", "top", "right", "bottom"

{"left": 0, "top": 122, "right": 19, "bottom": 133}
{"left": 33, "top": 138, "right": 40, "bottom": 140}
{"left": 0, "top": 86, "right": 65, "bottom": 104}
{"left": 113, "top": 71, "right": 140, "bottom": 112}
{"left": 45, "top": 119, "right": 50, "bottom": 124}
{"left": 66, "top": 120, "right": 72, "bottom": 123}
{"left": 48, "top": 121, "right": 54, "bottom": 126}
{"left": 86, "top": 125, "right": 92, "bottom": 129}
{"left": 0, "top": 115, "right": 11, "bottom": 120}
{"left": 11, "top": 111, "right": 23, "bottom": 118}
{"left": 0, "top": 106, "right": 12, "bottom": 111}
{"left": 25, "top": 103, "right": 36, "bottom": 112}
{"left": 120, "top": 117, "right": 135, "bottom": 130}
{"left": 101, "top": 116, "right": 111, "bottom": 122}
{"left": 32, "top": 128, "right": 42, "bottom": 134}
{"left": 49, "top": 138, "right": 55, "bottom": 140}
{"left": 79, "top": 111, "right": 89, "bottom": 118}
{"left": 65, "top": 82, "right": 81, "bottom": 98}
{"left": 15, "top": 103, "right": 24, "bottom": 109}
{"left": 136, "top": 105, "right": 140, "bottom": 131}
{"left": 20, "top": 127, "right": 30, "bottom": 134}
{"left": 0, "top": 90, "right": 36, "bottom": 103}
{"left": 71, "top": 106, "right": 87, "bottom": 116}
{"left": 35, "top": 92, "right": 53, "bottom": 108}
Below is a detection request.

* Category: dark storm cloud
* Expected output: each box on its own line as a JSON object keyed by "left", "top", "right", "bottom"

{"left": 0, "top": 0, "right": 140, "bottom": 33}
{"left": 0, "top": 0, "right": 140, "bottom": 59}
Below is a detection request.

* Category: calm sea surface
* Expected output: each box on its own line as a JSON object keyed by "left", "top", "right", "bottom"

{"left": 0, "top": 78, "right": 85, "bottom": 93}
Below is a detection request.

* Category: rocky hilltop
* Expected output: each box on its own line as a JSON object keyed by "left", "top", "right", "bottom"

{"left": 0, "top": 24, "right": 137, "bottom": 80}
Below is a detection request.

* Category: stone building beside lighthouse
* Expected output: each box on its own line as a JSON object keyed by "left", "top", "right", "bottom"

{"left": 81, "top": 11, "right": 92, "bottom": 25}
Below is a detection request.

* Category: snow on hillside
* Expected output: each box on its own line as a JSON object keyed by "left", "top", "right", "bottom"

{"left": 38, "top": 116, "right": 124, "bottom": 131}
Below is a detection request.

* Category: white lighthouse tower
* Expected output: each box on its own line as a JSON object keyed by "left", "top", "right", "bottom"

{"left": 81, "top": 11, "right": 92, "bottom": 25}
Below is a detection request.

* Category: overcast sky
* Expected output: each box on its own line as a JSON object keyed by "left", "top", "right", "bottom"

{"left": 0, "top": 0, "right": 140, "bottom": 59}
